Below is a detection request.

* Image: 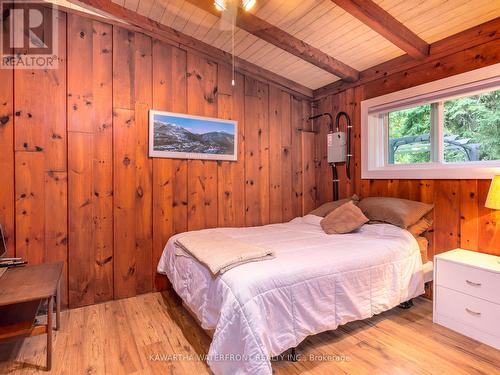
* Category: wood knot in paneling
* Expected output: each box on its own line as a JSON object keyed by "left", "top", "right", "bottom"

{"left": 80, "top": 199, "right": 91, "bottom": 208}
{"left": 127, "top": 266, "right": 135, "bottom": 277}
{"left": 96, "top": 256, "right": 112, "bottom": 266}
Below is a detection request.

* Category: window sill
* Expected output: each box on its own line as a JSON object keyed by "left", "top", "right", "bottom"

{"left": 362, "top": 162, "right": 500, "bottom": 179}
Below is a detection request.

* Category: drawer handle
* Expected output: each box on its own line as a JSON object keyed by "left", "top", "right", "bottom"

{"left": 465, "top": 308, "right": 481, "bottom": 316}
{"left": 465, "top": 280, "right": 481, "bottom": 287}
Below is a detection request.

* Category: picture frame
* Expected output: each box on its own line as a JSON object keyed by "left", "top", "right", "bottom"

{"left": 149, "top": 110, "right": 238, "bottom": 161}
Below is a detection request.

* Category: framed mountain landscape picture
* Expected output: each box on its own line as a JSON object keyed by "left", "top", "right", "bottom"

{"left": 149, "top": 110, "right": 238, "bottom": 161}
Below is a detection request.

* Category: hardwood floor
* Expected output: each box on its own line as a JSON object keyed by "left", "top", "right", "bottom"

{"left": 0, "top": 291, "right": 498, "bottom": 374}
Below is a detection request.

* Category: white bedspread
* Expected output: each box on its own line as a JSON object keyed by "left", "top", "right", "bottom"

{"left": 157, "top": 215, "right": 424, "bottom": 375}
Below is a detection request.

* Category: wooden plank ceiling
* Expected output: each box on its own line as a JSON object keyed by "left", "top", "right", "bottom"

{"left": 72, "top": 0, "right": 500, "bottom": 90}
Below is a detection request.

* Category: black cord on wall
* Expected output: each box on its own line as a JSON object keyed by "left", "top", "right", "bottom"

{"left": 308, "top": 111, "right": 353, "bottom": 201}
{"left": 307, "top": 113, "right": 339, "bottom": 201}
{"left": 335, "top": 112, "right": 352, "bottom": 181}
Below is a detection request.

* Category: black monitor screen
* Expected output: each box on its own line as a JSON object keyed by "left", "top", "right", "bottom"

{"left": 0, "top": 224, "right": 6, "bottom": 257}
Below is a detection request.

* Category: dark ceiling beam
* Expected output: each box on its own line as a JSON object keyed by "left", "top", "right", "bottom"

{"left": 67, "top": 0, "right": 314, "bottom": 98}
{"left": 331, "top": 0, "right": 430, "bottom": 59}
{"left": 313, "top": 17, "right": 500, "bottom": 99}
{"left": 185, "top": 0, "right": 360, "bottom": 82}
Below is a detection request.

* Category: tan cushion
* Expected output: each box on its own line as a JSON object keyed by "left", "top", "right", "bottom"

{"left": 320, "top": 201, "right": 369, "bottom": 234}
{"left": 407, "top": 216, "right": 433, "bottom": 237}
{"left": 358, "top": 197, "right": 434, "bottom": 229}
{"left": 416, "top": 237, "right": 429, "bottom": 263}
{"left": 310, "top": 195, "right": 360, "bottom": 217}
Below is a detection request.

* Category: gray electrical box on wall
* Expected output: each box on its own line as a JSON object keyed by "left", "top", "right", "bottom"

{"left": 327, "top": 131, "right": 346, "bottom": 163}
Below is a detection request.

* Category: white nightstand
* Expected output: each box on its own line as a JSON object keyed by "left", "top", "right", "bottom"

{"left": 433, "top": 249, "right": 500, "bottom": 349}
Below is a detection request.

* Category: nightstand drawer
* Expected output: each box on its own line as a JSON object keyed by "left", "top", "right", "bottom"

{"left": 436, "top": 286, "right": 500, "bottom": 338}
{"left": 436, "top": 259, "right": 500, "bottom": 304}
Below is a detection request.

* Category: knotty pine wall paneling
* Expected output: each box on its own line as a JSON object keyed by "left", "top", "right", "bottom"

{"left": 217, "top": 66, "right": 246, "bottom": 227}
{"left": 316, "top": 38, "right": 500, "bottom": 258}
{"left": 15, "top": 153, "right": 45, "bottom": 265}
{"left": 244, "top": 77, "right": 270, "bottom": 227}
{"left": 134, "top": 33, "right": 154, "bottom": 295}
{"left": 0, "top": 57, "right": 14, "bottom": 258}
{"left": 279, "top": 91, "right": 294, "bottom": 222}
{"left": 151, "top": 41, "right": 189, "bottom": 291}
{"left": 187, "top": 53, "right": 219, "bottom": 231}
{"left": 68, "top": 14, "right": 114, "bottom": 306}
{"left": 112, "top": 27, "right": 154, "bottom": 299}
{"left": 112, "top": 107, "right": 137, "bottom": 299}
{"left": 290, "top": 96, "right": 303, "bottom": 219}
{"left": 91, "top": 21, "right": 114, "bottom": 302}
{"left": 0, "top": 9, "right": 316, "bottom": 308}
{"left": 269, "top": 85, "right": 284, "bottom": 224}
{"left": 14, "top": 10, "right": 68, "bottom": 306}
{"left": 68, "top": 132, "right": 94, "bottom": 306}
{"left": 300, "top": 100, "right": 314, "bottom": 215}
{"left": 113, "top": 27, "right": 136, "bottom": 299}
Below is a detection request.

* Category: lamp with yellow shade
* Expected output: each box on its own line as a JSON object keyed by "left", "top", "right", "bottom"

{"left": 485, "top": 175, "right": 500, "bottom": 210}
{"left": 485, "top": 176, "right": 500, "bottom": 264}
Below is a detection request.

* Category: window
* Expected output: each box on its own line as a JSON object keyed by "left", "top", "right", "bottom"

{"left": 361, "top": 64, "right": 500, "bottom": 179}
{"left": 443, "top": 90, "right": 499, "bottom": 163}
{"left": 388, "top": 104, "right": 432, "bottom": 164}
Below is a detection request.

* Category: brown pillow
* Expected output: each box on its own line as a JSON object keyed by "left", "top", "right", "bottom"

{"left": 407, "top": 217, "right": 433, "bottom": 237}
{"left": 310, "top": 195, "right": 360, "bottom": 217}
{"left": 358, "top": 197, "right": 434, "bottom": 229}
{"left": 367, "top": 220, "right": 386, "bottom": 224}
{"left": 416, "top": 236, "right": 429, "bottom": 263}
{"left": 320, "top": 201, "right": 369, "bottom": 234}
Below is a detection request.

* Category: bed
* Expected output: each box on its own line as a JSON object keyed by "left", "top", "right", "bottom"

{"left": 157, "top": 214, "right": 429, "bottom": 375}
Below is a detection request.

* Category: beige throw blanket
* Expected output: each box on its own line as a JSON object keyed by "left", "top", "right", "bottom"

{"left": 174, "top": 232, "right": 275, "bottom": 276}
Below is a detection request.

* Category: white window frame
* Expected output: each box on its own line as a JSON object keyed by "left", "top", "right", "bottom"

{"left": 361, "top": 63, "right": 500, "bottom": 179}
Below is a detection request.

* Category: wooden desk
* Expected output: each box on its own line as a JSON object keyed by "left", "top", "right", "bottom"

{"left": 0, "top": 262, "right": 63, "bottom": 371}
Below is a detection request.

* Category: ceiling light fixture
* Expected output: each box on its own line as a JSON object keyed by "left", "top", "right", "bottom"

{"left": 214, "top": 0, "right": 256, "bottom": 87}
{"left": 242, "top": 0, "right": 255, "bottom": 11}
{"left": 214, "top": 0, "right": 255, "bottom": 12}
{"left": 214, "top": 0, "right": 226, "bottom": 11}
